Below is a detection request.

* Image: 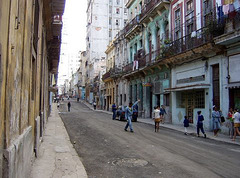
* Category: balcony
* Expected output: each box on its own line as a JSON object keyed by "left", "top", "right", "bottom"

{"left": 124, "top": 15, "right": 141, "bottom": 39}
{"left": 140, "top": 0, "right": 170, "bottom": 24}
{"left": 214, "top": 8, "right": 240, "bottom": 46}
{"left": 102, "top": 71, "right": 111, "bottom": 82}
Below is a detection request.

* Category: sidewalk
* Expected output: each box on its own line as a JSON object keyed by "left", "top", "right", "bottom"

{"left": 81, "top": 100, "right": 240, "bottom": 146}
{"left": 30, "top": 103, "right": 88, "bottom": 178}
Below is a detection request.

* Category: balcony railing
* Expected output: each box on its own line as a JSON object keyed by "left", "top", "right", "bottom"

{"left": 124, "top": 15, "right": 140, "bottom": 35}
{"left": 140, "top": 0, "right": 168, "bottom": 20}
{"left": 102, "top": 71, "right": 111, "bottom": 81}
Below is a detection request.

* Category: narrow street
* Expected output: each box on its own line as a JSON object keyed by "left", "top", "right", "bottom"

{"left": 59, "top": 100, "right": 240, "bottom": 178}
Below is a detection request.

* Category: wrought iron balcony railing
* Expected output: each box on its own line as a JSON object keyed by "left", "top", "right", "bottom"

{"left": 124, "top": 15, "right": 140, "bottom": 35}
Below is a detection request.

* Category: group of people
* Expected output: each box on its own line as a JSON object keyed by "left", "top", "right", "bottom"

{"left": 182, "top": 106, "right": 240, "bottom": 141}
{"left": 227, "top": 107, "right": 240, "bottom": 141}
{"left": 183, "top": 111, "right": 206, "bottom": 138}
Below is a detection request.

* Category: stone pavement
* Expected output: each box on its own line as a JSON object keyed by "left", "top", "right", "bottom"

{"left": 30, "top": 103, "right": 88, "bottom": 178}
{"left": 81, "top": 99, "right": 240, "bottom": 146}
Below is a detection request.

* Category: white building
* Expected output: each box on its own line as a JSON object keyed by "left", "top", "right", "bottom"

{"left": 86, "top": 0, "right": 128, "bottom": 102}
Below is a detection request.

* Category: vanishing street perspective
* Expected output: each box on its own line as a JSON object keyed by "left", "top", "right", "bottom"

{"left": 0, "top": 0, "right": 240, "bottom": 178}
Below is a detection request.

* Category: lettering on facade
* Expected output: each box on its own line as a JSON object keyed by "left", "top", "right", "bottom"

{"left": 177, "top": 75, "right": 205, "bottom": 84}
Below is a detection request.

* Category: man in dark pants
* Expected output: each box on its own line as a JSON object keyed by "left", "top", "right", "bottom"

{"left": 112, "top": 103, "right": 117, "bottom": 120}
{"left": 67, "top": 102, "right": 71, "bottom": 112}
{"left": 197, "top": 111, "right": 206, "bottom": 138}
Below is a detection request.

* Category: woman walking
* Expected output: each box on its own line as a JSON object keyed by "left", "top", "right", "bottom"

{"left": 212, "top": 106, "right": 221, "bottom": 137}
{"left": 153, "top": 106, "right": 160, "bottom": 132}
{"left": 227, "top": 108, "right": 235, "bottom": 138}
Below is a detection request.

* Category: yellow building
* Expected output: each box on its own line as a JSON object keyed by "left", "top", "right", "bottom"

{"left": 103, "top": 40, "right": 117, "bottom": 111}
{"left": 0, "top": 0, "right": 65, "bottom": 177}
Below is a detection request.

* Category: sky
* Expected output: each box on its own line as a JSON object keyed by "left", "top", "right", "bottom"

{"left": 58, "top": 0, "right": 87, "bottom": 86}
{"left": 63, "top": 0, "right": 87, "bottom": 51}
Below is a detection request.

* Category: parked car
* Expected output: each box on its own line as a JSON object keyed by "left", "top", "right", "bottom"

{"left": 117, "top": 106, "right": 126, "bottom": 121}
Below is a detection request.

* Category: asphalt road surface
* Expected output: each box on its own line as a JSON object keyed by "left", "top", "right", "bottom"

{"left": 59, "top": 100, "right": 240, "bottom": 178}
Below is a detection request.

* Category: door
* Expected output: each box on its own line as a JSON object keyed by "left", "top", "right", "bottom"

{"left": 186, "top": 93, "right": 194, "bottom": 124}
{"left": 150, "top": 89, "right": 153, "bottom": 118}
{"left": 212, "top": 64, "right": 220, "bottom": 109}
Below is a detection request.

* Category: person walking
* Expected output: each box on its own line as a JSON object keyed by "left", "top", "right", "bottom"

{"left": 153, "top": 106, "right": 160, "bottom": 132}
{"left": 232, "top": 109, "right": 240, "bottom": 141}
{"left": 93, "top": 101, "right": 96, "bottom": 110}
{"left": 197, "top": 111, "right": 206, "bottom": 138}
{"left": 227, "top": 108, "right": 235, "bottom": 139}
{"left": 160, "top": 105, "right": 167, "bottom": 124}
{"left": 212, "top": 106, "right": 221, "bottom": 137}
{"left": 183, "top": 116, "right": 189, "bottom": 135}
{"left": 124, "top": 100, "right": 140, "bottom": 132}
{"left": 67, "top": 102, "right": 71, "bottom": 112}
{"left": 112, "top": 103, "right": 117, "bottom": 120}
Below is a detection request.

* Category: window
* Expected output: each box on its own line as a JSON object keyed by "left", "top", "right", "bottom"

{"left": 124, "top": 19, "right": 127, "bottom": 26}
{"left": 175, "top": 9, "right": 181, "bottom": 39}
{"left": 116, "top": 0, "right": 120, "bottom": 5}
{"left": 203, "top": 0, "right": 212, "bottom": 27}
{"left": 116, "top": 19, "right": 119, "bottom": 26}
{"left": 109, "top": 6, "right": 112, "bottom": 14}
{"left": 187, "top": 0, "right": 193, "bottom": 13}
{"left": 124, "top": 94, "right": 126, "bottom": 102}
{"left": 116, "top": 8, "right": 120, "bottom": 14}
{"left": 124, "top": 8, "right": 127, "bottom": 14}
{"left": 195, "top": 91, "right": 205, "bottom": 108}
{"left": 109, "top": 18, "right": 112, "bottom": 25}
{"left": 186, "top": 0, "right": 194, "bottom": 35}
{"left": 164, "top": 94, "right": 170, "bottom": 106}
{"left": 139, "top": 39, "right": 143, "bottom": 48}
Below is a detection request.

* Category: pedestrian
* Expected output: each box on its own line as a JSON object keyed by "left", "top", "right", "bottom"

{"left": 67, "top": 102, "right": 71, "bottom": 112}
{"left": 212, "top": 106, "right": 221, "bottom": 137}
{"left": 93, "top": 101, "right": 96, "bottom": 110}
{"left": 232, "top": 109, "right": 240, "bottom": 141}
{"left": 57, "top": 102, "right": 60, "bottom": 108}
{"left": 112, "top": 103, "right": 117, "bottom": 120}
{"left": 197, "top": 111, "right": 206, "bottom": 138}
{"left": 124, "top": 99, "right": 140, "bottom": 132}
{"left": 153, "top": 106, "right": 160, "bottom": 132}
{"left": 183, "top": 116, "right": 189, "bottom": 135}
{"left": 160, "top": 105, "right": 167, "bottom": 124}
{"left": 227, "top": 108, "right": 234, "bottom": 139}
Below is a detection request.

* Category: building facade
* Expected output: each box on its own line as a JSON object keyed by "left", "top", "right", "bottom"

{"left": 101, "top": 0, "right": 240, "bottom": 133}
{"left": 86, "top": 0, "right": 128, "bottom": 105}
{"left": 0, "top": 0, "right": 65, "bottom": 177}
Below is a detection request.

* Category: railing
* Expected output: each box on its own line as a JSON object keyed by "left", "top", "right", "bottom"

{"left": 140, "top": 0, "right": 166, "bottom": 19}
{"left": 102, "top": 71, "right": 111, "bottom": 81}
{"left": 124, "top": 15, "right": 140, "bottom": 35}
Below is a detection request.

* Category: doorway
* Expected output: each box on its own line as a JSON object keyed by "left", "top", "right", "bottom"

{"left": 186, "top": 93, "right": 194, "bottom": 123}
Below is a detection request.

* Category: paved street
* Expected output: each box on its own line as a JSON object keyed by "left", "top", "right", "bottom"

{"left": 59, "top": 100, "right": 240, "bottom": 178}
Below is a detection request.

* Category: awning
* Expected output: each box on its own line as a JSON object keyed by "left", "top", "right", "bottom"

{"left": 165, "top": 83, "right": 210, "bottom": 92}
{"left": 225, "top": 83, "right": 240, "bottom": 89}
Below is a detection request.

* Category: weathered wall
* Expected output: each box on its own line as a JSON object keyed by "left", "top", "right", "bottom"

{"left": 0, "top": 0, "right": 11, "bottom": 176}
{"left": 0, "top": 0, "right": 55, "bottom": 177}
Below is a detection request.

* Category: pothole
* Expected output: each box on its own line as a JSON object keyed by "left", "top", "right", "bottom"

{"left": 112, "top": 158, "right": 148, "bottom": 167}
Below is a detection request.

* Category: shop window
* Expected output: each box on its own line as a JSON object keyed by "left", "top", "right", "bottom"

{"left": 195, "top": 91, "right": 205, "bottom": 108}
{"left": 164, "top": 93, "right": 170, "bottom": 106}
{"left": 177, "top": 92, "right": 186, "bottom": 108}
